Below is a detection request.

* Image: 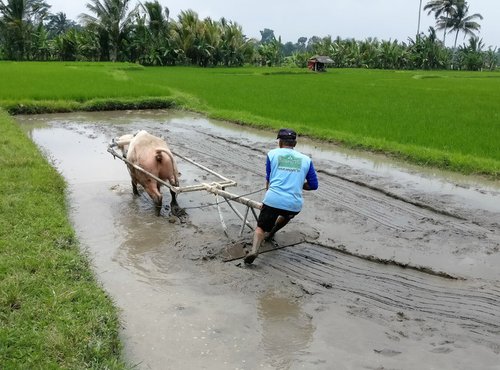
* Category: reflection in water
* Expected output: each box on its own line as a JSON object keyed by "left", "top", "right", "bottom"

{"left": 111, "top": 195, "right": 187, "bottom": 282}
{"left": 258, "top": 292, "right": 314, "bottom": 369}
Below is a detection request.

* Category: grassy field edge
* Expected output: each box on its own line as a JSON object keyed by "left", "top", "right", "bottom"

{"left": 0, "top": 62, "right": 498, "bottom": 178}
{"left": 3, "top": 95, "right": 498, "bottom": 179}
{"left": 0, "top": 109, "right": 126, "bottom": 369}
{"left": 203, "top": 107, "right": 500, "bottom": 179}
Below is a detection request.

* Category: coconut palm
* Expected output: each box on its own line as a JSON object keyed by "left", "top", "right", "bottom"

{"left": 0, "top": 0, "right": 50, "bottom": 59}
{"left": 142, "top": 0, "right": 168, "bottom": 37}
{"left": 457, "top": 36, "right": 484, "bottom": 70}
{"left": 131, "top": 1, "right": 171, "bottom": 65}
{"left": 170, "top": 9, "right": 198, "bottom": 64}
{"left": 171, "top": 9, "right": 217, "bottom": 65}
{"left": 197, "top": 17, "right": 219, "bottom": 67}
{"left": 483, "top": 47, "right": 498, "bottom": 71}
{"left": 424, "top": 0, "right": 456, "bottom": 44}
{"left": 437, "top": 0, "right": 482, "bottom": 51}
{"left": 46, "top": 12, "right": 77, "bottom": 38}
{"left": 80, "top": 0, "right": 138, "bottom": 61}
{"left": 218, "top": 18, "right": 254, "bottom": 66}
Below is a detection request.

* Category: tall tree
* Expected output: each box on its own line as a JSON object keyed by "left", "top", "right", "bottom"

{"left": 424, "top": 0, "right": 456, "bottom": 44}
{"left": 132, "top": 0, "right": 171, "bottom": 65}
{"left": 80, "top": 0, "right": 138, "bottom": 61}
{"left": 457, "top": 36, "right": 484, "bottom": 70}
{"left": 0, "top": 0, "right": 50, "bottom": 59}
{"left": 408, "top": 27, "right": 450, "bottom": 69}
{"left": 259, "top": 28, "right": 275, "bottom": 44}
{"left": 170, "top": 9, "right": 203, "bottom": 65}
{"left": 218, "top": 18, "right": 255, "bottom": 66}
{"left": 142, "top": 0, "right": 168, "bottom": 37}
{"left": 46, "top": 12, "right": 77, "bottom": 38}
{"left": 437, "top": 0, "right": 482, "bottom": 50}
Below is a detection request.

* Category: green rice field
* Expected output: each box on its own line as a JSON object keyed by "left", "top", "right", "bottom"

{"left": 1, "top": 62, "right": 499, "bottom": 176}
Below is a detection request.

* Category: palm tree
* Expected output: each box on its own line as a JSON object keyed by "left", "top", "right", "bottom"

{"left": 458, "top": 36, "right": 484, "bottom": 70}
{"left": 131, "top": 1, "right": 171, "bottom": 65}
{"left": 218, "top": 18, "right": 254, "bottom": 66}
{"left": 424, "top": 0, "right": 456, "bottom": 44}
{"left": 437, "top": 0, "right": 482, "bottom": 51}
{"left": 0, "top": 0, "right": 50, "bottom": 59}
{"left": 408, "top": 27, "right": 450, "bottom": 69}
{"left": 142, "top": 0, "right": 168, "bottom": 37}
{"left": 80, "top": 0, "right": 138, "bottom": 61}
{"left": 46, "top": 12, "right": 77, "bottom": 38}
{"left": 170, "top": 9, "right": 203, "bottom": 65}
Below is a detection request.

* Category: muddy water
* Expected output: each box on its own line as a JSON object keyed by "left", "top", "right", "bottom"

{"left": 17, "top": 110, "right": 500, "bottom": 370}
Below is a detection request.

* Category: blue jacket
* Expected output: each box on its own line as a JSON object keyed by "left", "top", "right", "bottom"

{"left": 262, "top": 147, "right": 318, "bottom": 212}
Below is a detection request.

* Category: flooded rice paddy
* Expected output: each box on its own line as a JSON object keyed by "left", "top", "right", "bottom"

{"left": 17, "top": 110, "right": 500, "bottom": 369}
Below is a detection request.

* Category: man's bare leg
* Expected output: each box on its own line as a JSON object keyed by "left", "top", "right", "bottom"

{"left": 244, "top": 226, "right": 265, "bottom": 264}
{"left": 265, "top": 216, "right": 291, "bottom": 241}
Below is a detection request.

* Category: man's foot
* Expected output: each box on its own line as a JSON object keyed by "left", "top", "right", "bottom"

{"left": 264, "top": 233, "right": 275, "bottom": 242}
{"left": 244, "top": 252, "right": 258, "bottom": 265}
{"left": 243, "top": 242, "right": 260, "bottom": 265}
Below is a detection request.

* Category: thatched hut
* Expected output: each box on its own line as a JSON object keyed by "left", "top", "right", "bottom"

{"left": 307, "top": 55, "right": 334, "bottom": 72}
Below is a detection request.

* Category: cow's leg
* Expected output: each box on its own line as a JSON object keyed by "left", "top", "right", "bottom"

{"left": 132, "top": 179, "right": 139, "bottom": 195}
{"left": 149, "top": 185, "right": 163, "bottom": 216}
{"left": 169, "top": 189, "right": 187, "bottom": 218}
{"left": 128, "top": 169, "right": 139, "bottom": 195}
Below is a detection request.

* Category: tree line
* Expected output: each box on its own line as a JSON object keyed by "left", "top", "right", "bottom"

{"left": 0, "top": 0, "right": 498, "bottom": 70}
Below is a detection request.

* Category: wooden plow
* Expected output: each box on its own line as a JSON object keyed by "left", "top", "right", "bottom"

{"left": 107, "top": 144, "right": 263, "bottom": 239}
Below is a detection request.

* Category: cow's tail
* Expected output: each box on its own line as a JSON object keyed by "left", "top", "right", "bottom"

{"left": 155, "top": 148, "right": 179, "bottom": 186}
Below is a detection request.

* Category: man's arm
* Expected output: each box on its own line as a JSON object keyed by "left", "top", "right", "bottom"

{"left": 266, "top": 155, "right": 271, "bottom": 182}
{"left": 303, "top": 162, "right": 318, "bottom": 191}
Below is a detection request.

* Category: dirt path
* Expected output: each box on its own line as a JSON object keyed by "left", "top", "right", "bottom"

{"left": 17, "top": 110, "right": 500, "bottom": 369}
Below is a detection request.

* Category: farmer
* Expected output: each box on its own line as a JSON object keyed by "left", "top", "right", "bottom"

{"left": 244, "top": 128, "right": 318, "bottom": 264}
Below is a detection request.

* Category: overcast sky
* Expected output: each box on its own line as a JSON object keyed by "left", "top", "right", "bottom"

{"left": 47, "top": 0, "right": 500, "bottom": 48}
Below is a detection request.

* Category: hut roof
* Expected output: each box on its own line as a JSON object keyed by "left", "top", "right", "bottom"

{"left": 309, "top": 55, "right": 334, "bottom": 64}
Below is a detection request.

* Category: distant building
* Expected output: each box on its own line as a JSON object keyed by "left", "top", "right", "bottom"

{"left": 308, "top": 55, "right": 334, "bottom": 72}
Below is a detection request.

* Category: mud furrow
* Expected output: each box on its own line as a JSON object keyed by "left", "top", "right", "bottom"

{"left": 317, "top": 186, "right": 417, "bottom": 231}
{"left": 317, "top": 175, "right": 497, "bottom": 244}
{"left": 316, "top": 178, "right": 425, "bottom": 231}
{"left": 271, "top": 256, "right": 496, "bottom": 334}
{"left": 262, "top": 244, "right": 500, "bottom": 336}
{"left": 319, "top": 172, "right": 495, "bottom": 237}
{"left": 286, "top": 250, "right": 498, "bottom": 323}
{"left": 302, "top": 248, "right": 500, "bottom": 305}
{"left": 322, "top": 176, "right": 430, "bottom": 219}
{"left": 176, "top": 138, "right": 263, "bottom": 177}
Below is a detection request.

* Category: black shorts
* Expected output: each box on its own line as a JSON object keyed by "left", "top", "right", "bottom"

{"left": 257, "top": 204, "right": 299, "bottom": 232}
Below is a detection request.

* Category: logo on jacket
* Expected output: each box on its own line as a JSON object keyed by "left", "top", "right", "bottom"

{"left": 278, "top": 154, "right": 302, "bottom": 172}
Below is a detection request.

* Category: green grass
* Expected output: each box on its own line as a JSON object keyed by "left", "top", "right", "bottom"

{"left": 137, "top": 67, "right": 500, "bottom": 175}
{"left": 0, "top": 109, "right": 126, "bottom": 368}
{"left": 0, "top": 62, "right": 499, "bottom": 176}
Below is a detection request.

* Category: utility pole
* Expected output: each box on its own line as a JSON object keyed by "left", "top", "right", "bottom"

{"left": 417, "top": 0, "right": 423, "bottom": 39}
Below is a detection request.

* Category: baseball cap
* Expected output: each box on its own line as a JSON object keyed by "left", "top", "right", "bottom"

{"left": 277, "top": 128, "right": 297, "bottom": 140}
